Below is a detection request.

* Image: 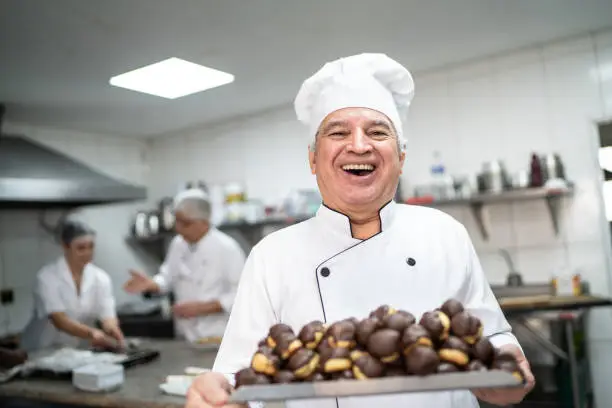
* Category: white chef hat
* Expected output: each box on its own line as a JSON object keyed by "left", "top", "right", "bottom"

{"left": 173, "top": 188, "right": 211, "bottom": 220}
{"left": 294, "top": 53, "right": 415, "bottom": 151}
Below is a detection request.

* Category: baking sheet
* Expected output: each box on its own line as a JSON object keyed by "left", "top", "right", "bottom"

{"left": 229, "top": 370, "right": 522, "bottom": 402}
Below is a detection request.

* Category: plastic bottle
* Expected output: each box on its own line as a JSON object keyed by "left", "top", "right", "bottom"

{"left": 430, "top": 151, "right": 454, "bottom": 199}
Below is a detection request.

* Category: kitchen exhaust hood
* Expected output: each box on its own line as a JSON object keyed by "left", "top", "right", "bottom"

{"left": 0, "top": 134, "right": 147, "bottom": 207}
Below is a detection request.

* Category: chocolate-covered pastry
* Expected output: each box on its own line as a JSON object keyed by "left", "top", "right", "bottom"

{"left": 405, "top": 345, "right": 440, "bottom": 375}
{"left": 251, "top": 345, "right": 281, "bottom": 375}
{"left": 273, "top": 370, "right": 297, "bottom": 383}
{"left": 304, "top": 372, "right": 326, "bottom": 382}
{"left": 437, "top": 362, "right": 460, "bottom": 374}
{"left": 438, "top": 336, "right": 470, "bottom": 367}
{"left": 450, "top": 311, "right": 483, "bottom": 345}
{"left": 266, "top": 323, "right": 293, "bottom": 348}
{"left": 370, "top": 305, "right": 397, "bottom": 320}
{"left": 472, "top": 337, "right": 495, "bottom": 366}
{"left": 401, "top": 324, "right": 433, "bottom": 355}
{"left": 274, "top": 331, "right": 303, "bottom": 359}
{"left": 299, "top": 321, "right": 326, "bottom": 350}
{"left": 356, "top": 317, "right": 383, "bottom": 347}
{"left": 326, "top": 320, "right": 357, "bottom": 349}
{"left": 235, "top": 367, "right": 271, "bottom": 388}
{"left": 331, "top": 369, "right": 355, "bottom": 380}
{"left": 440, "top": 299, "right": 464, "bottom": 318}
{"left": 467, "top": 360, "right": 487, "bottom": 372}
{"left": 367, "top": 329, "right": 401, "bottom": 364}
{"left": 419, "top": 310, "right": 451, "bottom": 341}
{"left": 257, "top": 338, "right": 267, "bottom": 348}
{"left": 382, "top": 310, "right": 416, "bottom": 332}
{"left": 321, "top": 347, "right": 352, "bottom": 373}
{"left": 385, "top": 366, "right": 407, "bottom": 377}
{"left": 344, "top": 317, "right": 360, "bottom": 328}
{"left": 492, "top": 353, "right": 524, "bottom": 382}
{"left": 287, "top": 348, "right": 320, "bottom": 379}
{"left": 350, "top": 350, "right": 385, "bottom": 379}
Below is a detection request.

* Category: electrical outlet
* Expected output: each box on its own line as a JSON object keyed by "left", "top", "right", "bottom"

{"left": 0, "top": 289, "right": 14, "bottom": 305}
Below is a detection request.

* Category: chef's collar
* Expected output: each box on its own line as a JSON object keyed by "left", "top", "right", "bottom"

{"left": 315, "top": 200, "right": 397, "bottom": 239}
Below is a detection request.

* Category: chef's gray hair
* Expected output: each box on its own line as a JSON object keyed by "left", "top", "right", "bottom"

{"left": 173, "top": 189, "right": 211, "bottom": 221}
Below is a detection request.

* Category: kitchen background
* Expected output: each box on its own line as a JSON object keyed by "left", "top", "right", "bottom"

{"left": 2, "top": 1, "right": 612, "bottom": 406}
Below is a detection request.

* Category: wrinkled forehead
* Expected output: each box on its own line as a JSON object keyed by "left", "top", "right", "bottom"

{"left": 318, "top": 107, "right": 396, "bottom": 134}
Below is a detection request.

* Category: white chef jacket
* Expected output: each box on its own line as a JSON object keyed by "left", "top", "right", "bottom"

{"left": 20, "top": 257, "right": 117, "bottom": 352}
{"left": 213, "top": 201, "right": 521, "bottom": 408}
{"left": 153, "top": 227, "right": 246, "bottom": 343}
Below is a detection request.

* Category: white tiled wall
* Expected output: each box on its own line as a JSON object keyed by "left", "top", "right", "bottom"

{"left": 147, "top": 29, "right": 612, "bottom": 405}
{"left": 0, "top": 123, "right": 157, "bottom": 337}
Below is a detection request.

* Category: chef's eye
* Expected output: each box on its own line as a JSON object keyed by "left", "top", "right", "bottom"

{"left": 328, "top": 131, "right": 349, "bottom": 137}
{"left": 369, "top": 130, "right": 389, "bottom": 137}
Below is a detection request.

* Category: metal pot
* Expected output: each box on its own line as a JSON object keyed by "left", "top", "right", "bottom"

{"left": 158, "top": 197, "right": 175, "bottom": 232}
{"left": 147, "top": 212, "right": 160, "bottom": 236}
{"left": 543, "top": 153, "right": 566, "bottom": 181}
{"left": 478, "top": 160, "right": 510, "bottom": 193}
{"left": 133, "top": 211, "right": 149, "bottom": 238}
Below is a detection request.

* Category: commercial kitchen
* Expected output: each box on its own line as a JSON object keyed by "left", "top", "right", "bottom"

{"left": 2, "top": 1, "right": 612, "bottom": 408}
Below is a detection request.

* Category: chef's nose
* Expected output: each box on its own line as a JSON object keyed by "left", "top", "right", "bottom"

{"left": 347, "top": 128, "right": 372, "bottom": 154}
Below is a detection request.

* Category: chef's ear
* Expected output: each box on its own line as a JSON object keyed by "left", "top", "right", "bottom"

{"left": 308, "top": 145, "right": 316, "bottom": 174}
{"left": 399, "top": 151, "right": 406, "bottom": 173}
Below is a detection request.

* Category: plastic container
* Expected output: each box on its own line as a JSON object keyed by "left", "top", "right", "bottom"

{"left": 72, "top": 363, "right": 124, "bottom": 392}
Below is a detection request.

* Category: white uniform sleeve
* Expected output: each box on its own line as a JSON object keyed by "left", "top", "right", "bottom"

{"left": 213, "top": 244, "right": 277, "bottom": 379}
{"left": 152, "top": 237, "right": 180, "bottom": 293}
{"left": 97, "top": 271, "right": 117, "bottom": 320}
{"left": 217, "top": 243, "right": 246, "bottom": 312}
{"left": 34, "top": 269, "right": 65, "bottom": 318}
{"left": 455, "top": 224, "right": 523, "bottom": 353}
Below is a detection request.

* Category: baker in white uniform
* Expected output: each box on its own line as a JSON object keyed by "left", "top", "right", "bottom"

{"left": 124, "top": 189, "right": 246, "bottom": 343}
{"left": 186, "top": 53, "right": 535, "bottom": 408}
{"left": 21, "top": 220, "right": 123, "bottom": 351}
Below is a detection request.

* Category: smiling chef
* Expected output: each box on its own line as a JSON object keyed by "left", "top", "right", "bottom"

{"left": 186, "top": 53, "right": 535, "bottom": 408}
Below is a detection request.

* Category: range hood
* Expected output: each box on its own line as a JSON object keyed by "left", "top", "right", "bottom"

{"left": 0, "top": 134, "right": 147, "bottom": 207}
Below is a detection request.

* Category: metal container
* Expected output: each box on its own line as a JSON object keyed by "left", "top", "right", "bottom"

{"left": 478, "top": 160, "right": 510, "bottom": 193}
{"left": 543, "top": 153, "right": 566, "bottom": 181}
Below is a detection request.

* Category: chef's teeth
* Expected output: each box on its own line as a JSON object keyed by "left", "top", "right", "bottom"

{"left": 342, "top": 164, "right": 375, "bottom": 171}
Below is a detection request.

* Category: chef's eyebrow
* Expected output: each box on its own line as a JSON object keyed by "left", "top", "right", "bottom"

{"left": 367, "top": 120, "right": 393, "bottom": 131}
{"left": 321, "top": 120, "right": 349, "bottom": 133}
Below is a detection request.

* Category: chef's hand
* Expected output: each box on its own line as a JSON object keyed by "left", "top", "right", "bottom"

{"left": 89, "top": 328, "right": 117, "bottom": 349}
{"left": 123, "top": 269, "right": 158, "bottom": 294}
{"left": 103, "top": 324, "right": 126, "bottom": 348}
{"left": 472, "top": 344, "right": 535, "bottom": 406}
{"left": 173, "top": 302, "right": 204, "bottom": 319}
{"left": 186, "top": 372, "right": 246, "bottom": 408}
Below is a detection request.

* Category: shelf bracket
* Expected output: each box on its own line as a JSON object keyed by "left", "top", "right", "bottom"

{"left": 545, "top": 195, "right": 563, "bottom": 235}
{"left": 470, "top": 202, "right": 490, "bottom": 240}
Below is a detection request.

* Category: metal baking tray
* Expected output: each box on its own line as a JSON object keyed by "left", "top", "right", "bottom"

{"left": 229, "top": 370, "right": 522, "bottom": 402}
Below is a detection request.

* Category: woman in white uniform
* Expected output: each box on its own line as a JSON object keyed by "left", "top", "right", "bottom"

{"left": 20, "top": 220, "right": 124, "bottom": 352}
{"left": 186, "top": 53, "right": 535, "bottom": 408}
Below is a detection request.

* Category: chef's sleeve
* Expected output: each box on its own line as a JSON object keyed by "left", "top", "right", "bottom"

{"left": 213, "top": 244, "right": 278, "bottom": 388}
{"left": 35, "top": 270, "right": 65, "bottom": 318}
{"left": 97, "top": 272, "right": 118, "bottom": 320}
{"left": 152, "top": 237, "right": 180, "bottom": 293}
{"left": 217, "top": 243, "right": 247, "bottom": 312}
{"left": 456, "top": 224, "right": 524, "bottom": 353}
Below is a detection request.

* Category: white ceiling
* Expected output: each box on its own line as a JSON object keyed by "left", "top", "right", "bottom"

{"left": 2, "top": 0, "right": 612, "bottom": 138}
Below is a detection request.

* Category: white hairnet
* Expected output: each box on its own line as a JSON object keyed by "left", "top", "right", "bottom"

{"left": 173, "top": 188, "right": 211, "bottom": 220}
{"left": 294, "top": 53, "right": 415, "bottom": 151}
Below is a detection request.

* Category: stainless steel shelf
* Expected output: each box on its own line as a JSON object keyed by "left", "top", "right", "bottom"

{"left": 417, "top": 186, "right": 574, "bottom": 240}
